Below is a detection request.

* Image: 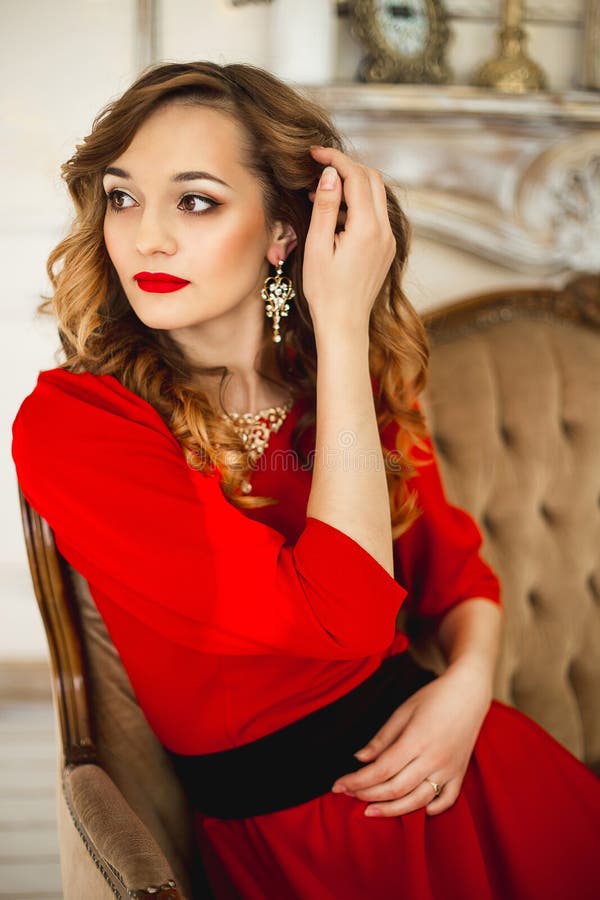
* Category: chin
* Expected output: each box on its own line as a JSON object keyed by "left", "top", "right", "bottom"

{"left": 127, "top": 298, "right": 210, "bottom": 332}
{"left": 127, "top": 288, "right": 249, "bottom": 334}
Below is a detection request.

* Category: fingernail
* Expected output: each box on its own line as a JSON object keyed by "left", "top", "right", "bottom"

{"left": 331, "top": 783, "right": 347, "bottom": 793}
{"left": 364, "top": 807, "right": 382, "bottom": 817}
{"left": 354, "top": 749, "right": 370, "bottom": 760}
{"left": 319, "top": 166, "right": 337, "bottom": 190}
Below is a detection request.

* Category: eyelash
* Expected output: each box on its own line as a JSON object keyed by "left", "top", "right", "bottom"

{"left": 104, "top": 189, "right": 220, "bottom": 216}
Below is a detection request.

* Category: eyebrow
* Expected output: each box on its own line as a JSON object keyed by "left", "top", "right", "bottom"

{"left": 102, "top": 166, "right": 232, "bottom": 189}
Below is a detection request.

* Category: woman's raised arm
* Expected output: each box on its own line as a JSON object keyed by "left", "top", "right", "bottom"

{"left": 303, "top": 147, "right": 397, "bottom": 575}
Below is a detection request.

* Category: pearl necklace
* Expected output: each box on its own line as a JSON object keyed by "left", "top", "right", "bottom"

{"left": 220, "top": 397, "right": 294, "bottom": 494}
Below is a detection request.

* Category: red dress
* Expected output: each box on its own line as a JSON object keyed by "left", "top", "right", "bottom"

{"left": 12, "top": 369, "right": 600, "bottom": 900}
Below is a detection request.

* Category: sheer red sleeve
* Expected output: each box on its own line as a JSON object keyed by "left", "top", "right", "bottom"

{"left": 12, "top": 369, "right": 408, "bottom": 659}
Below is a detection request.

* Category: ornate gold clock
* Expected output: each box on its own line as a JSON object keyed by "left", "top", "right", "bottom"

{"left": 351, "top": 0, "right": 451, "bottom": 84}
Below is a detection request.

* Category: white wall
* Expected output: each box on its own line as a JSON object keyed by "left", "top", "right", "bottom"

{"left": 0, "top": 0, "right": 591, "bottom": 659}
{"left": 0, "top": 0, "right": 138, "bottom": 657}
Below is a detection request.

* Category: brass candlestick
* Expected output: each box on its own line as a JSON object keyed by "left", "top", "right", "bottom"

{"left": 473, "top": 0, "right": 547, "bottom": 93}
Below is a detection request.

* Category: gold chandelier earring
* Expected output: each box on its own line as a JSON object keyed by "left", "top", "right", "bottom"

{"left": 261, "top": 258, "right": 296, "bottom": 343}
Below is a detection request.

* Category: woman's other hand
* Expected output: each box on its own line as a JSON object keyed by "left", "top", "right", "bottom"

{"left": 330, "top": 662, "right": 493, "bottom": 817}
{"left": 303, "top": 146, "right": 396, "bottom": 335}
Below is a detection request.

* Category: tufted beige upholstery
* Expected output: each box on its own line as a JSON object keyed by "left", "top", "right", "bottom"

{"left": 415, "top": 275, "right": 600, "bottom": 773}
{"left": 18, "top": 274, "right": 600, "bottom": 899}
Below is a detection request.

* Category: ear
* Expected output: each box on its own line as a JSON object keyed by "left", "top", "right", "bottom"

{"left": 266, "top": 221, "right": 298, "bottom": 267}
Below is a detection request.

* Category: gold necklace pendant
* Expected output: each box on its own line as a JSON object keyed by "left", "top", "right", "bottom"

{"left": 220, "top": 397, "right": 294, "bottom": 493}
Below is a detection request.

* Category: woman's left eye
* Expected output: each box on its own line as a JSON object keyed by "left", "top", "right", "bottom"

{"left": 178, "top": 194, "right": 218, "bottom": 215}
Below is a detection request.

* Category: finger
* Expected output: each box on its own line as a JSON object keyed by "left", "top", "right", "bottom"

{"left": 364, "top": 171, "right": 396, "bottom": 270}
{"left": 309, "top": 147, "right": 376, "bottom": 231}
{"left": 309, "top": 145, "right": 367, "bottom": 175}
{"left": 365, "top": 168, "right": 392, "bottom": 231}
{"left": 352, "top": 703, "right": 414, "bottom": 763}
{"left": 309, "top": 144, "right": 372, "bottom": 195}
{"left": 308, "top": 191, "right": 347, "bottom": 232}
{"left": 333, "top": 741, "right": 417, "bottom": 794}
{"left": 308, "top": 190, "right": 347, "bottom": 207}
{"left": 304, "top": 165, "right": 342, "bottom": 256}
{"left": 425, "top": 777, "right": 462, "bottom": 816}
{"left": 345, "top": 758, "right": 431, "bottom": 803}
{"left": 363, "top": 779, "right": 441, "bottom": 818}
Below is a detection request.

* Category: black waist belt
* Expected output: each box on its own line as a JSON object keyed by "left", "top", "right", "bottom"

{"left": 165, "top": 652, "right": 437, "bottom": 820}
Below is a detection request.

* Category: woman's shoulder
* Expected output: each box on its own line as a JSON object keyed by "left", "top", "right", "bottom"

{"left": 25, "top": 367, "right": 149, "bottom": 410}
{"left": 13, "top": 367, "right": 176, "bottom": 449}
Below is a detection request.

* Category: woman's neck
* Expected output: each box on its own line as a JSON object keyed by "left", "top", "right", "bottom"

{"left": 211, "top": 377, "right": 293, "bottom": 417}
{"left": 189, "top": 349, "right": 292, "bottom": 416}
{"left": 168, "top": 302, "right": 291, "bottom": 415}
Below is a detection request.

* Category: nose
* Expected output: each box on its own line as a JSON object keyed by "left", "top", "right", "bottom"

{"left": 135, "top": 208, "right": 177, "bottom": 256}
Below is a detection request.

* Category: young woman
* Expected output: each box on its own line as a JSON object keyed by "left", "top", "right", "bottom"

{"left": 12, "top": 62, "right": 600, "bottom": 899}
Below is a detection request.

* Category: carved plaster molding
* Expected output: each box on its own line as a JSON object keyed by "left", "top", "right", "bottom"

{"left": 445, "top": 0, "right": 583, "bottom": 21}
{"left": 308, "top": 84, "right": 600, "bottom": 275}
{"left": 518, "top": 135, "right": 600, "bottom": 272}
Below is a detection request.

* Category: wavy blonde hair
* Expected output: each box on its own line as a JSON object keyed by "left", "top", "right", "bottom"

{"left": 44, "top": 61, "right": 431, "bottom": 538}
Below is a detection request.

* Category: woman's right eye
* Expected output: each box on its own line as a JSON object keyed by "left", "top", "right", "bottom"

{"left": 106, "top": 189, "right": 136, "bottom": 212}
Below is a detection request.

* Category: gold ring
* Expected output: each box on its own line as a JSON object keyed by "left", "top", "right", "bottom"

{"left": 425, "top": 779, "right": 441, "bottom": 798}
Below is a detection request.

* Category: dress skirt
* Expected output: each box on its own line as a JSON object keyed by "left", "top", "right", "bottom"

{"left": 193, "top": 693, "right": 600, "bottom": 900}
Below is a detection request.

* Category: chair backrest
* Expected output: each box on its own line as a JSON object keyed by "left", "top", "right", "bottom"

{"left": 418, "top": 274, "right": 600, "bottom": 773}
{"left": 18, "top": 489, "right": 203, "bottom": 899}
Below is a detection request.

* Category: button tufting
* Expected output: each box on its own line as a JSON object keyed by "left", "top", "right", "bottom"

{"left": 527, "top": 589, "right": 542, "bottom": 611}
{"left": 499, "top": 424, "right": 513, "bottom": 446}
{"left": 481, "top": 513, "right": 495, "bottom": 534}
{"left": 432, "top": 433, "right": 450, "bottom": 458}
{"left": 539, "top": 503, "right": 554, "bottom": 524}
{"left": 509, "top": 671, "right": 524, "bottom": 707}
{"left": 566, "top": 658, "right": 580, "bottom": 686}
{"left": 586, "top": 573, "right": 599, "bottom": 604}
{"left": 560, "top": 418, "right": 576, "bottom": 439}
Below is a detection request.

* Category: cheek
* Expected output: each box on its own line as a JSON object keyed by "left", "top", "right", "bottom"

{"left": 210, "top": 207, "right": 269, "bottom": 270}
{"left": 103, "top": 210, "right": 137, "bottom": 265}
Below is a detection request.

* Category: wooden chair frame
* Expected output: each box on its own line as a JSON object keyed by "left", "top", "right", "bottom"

{"left": 18, "top": 488, "right": 185, "bottom": 900}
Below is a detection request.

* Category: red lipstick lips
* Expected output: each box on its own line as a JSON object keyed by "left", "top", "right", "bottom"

{"left": 134, "top": 272, "right": 190, "bottom": 293}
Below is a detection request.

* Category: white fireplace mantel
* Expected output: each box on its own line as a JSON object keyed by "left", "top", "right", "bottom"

{"left": 305, "top": 84, "right": 600, "bottom": 275}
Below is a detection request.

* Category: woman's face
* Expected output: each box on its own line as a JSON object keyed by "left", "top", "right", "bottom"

{"left": 102, "top": 102, "right": 290, "bottom": 335}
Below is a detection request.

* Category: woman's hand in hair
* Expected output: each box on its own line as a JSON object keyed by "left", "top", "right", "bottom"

{"left": 303, "top": 146, "right": 396, "bottom": 337}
